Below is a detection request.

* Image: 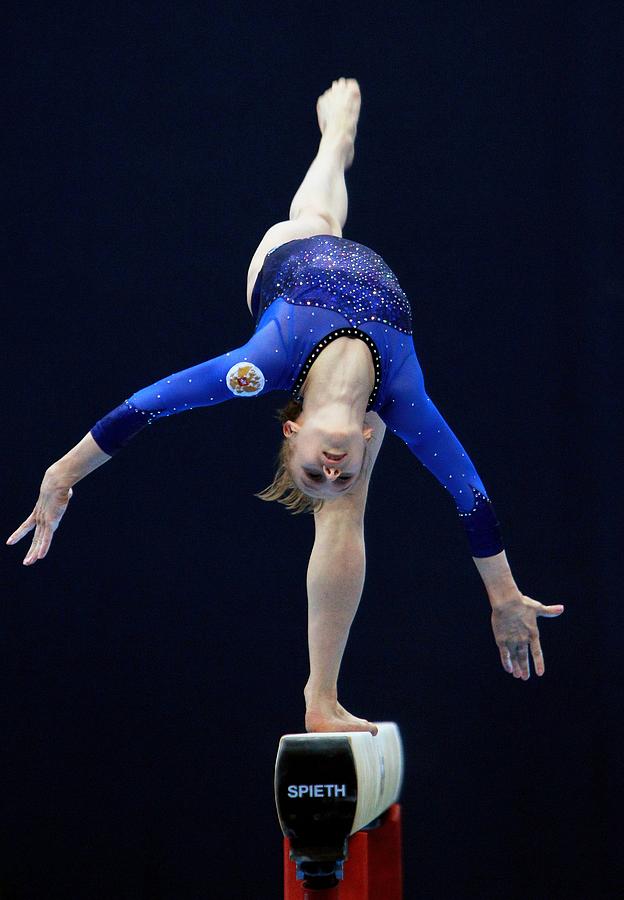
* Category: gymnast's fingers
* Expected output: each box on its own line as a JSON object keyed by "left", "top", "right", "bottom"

{"left": 498, "top": 644, "right": 513, "bottom": 674}
{"left": 510, "top": 648, "right": 522, "bottom": 679}
{"left": 517, "top": 643, "right": 530, "bottom": 680}
{"left": 34, "top": 524, "right": 55, "bottom": 560}
{"left": 23, "top": 522, "right": 51, "bottom": 566}
{"left": 23, "top": 525, "right": 42, "bottom": 566}
{"left": 6, "top": 513, "right": 36, "bottom": 546}
{"left": 530, "top": 637, "right": 545, "bottom": 676}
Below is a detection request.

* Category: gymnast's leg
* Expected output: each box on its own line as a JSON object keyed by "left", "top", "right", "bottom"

{"left": 244, "top": 78, "right": 385, "bottom": 732}
{"left": 245, "top": 77, "right": 360, "bottom": 310}
{"left": 305, "top": 414, "right": 386, "bottom": 735}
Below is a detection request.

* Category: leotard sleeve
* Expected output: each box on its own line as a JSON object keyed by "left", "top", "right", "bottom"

{"left": 379, "top": 350, "right": 504, "bottom": 558}
{"left": 90, "top": 318, "right": 288, "bottom": 456}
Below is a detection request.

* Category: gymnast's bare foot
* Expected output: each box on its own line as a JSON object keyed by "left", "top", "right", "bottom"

{"left": 305, "top": 699, "right": 378, "bottom": 736}
{"left": 316, "top": 77, "right": 361, "bottom": 170}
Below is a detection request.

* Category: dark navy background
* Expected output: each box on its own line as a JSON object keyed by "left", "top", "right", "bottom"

{"left": 3, "top": 3, "right": 621, "bottom": 898}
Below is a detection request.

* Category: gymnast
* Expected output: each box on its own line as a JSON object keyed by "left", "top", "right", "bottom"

{"left": 7, "top": 78, "right": 564, "bottom": 734}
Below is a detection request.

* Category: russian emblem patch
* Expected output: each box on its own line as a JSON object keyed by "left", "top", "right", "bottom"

{"left": 226, "top": 362, "right": 265, "bottom": 396}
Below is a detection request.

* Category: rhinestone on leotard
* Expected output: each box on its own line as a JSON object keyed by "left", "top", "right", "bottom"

{"left": 252, "top": 235, "right": 413, "bottom": 334}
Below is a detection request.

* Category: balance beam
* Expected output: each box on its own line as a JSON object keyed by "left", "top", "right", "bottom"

{"left": 275, "top": 722, "right": 404, "bottom": 896}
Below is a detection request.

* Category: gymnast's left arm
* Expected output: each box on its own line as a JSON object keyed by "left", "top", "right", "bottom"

{"left": 380, "top": 353, "right": 564, "bottom": 681}
{"left": 7, "top": 321, "right": 288, "bottom": 566}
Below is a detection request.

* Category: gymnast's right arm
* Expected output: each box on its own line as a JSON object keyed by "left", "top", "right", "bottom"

{"left": 7, "top": 321, "right": 288, "bottom": 565}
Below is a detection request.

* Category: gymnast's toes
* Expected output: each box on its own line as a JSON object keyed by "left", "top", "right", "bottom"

{"left": 316, "top": 78, "right": 361, "bottom": 146}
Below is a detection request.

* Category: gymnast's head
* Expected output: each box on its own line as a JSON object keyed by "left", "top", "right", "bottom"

{"left": 256, "top": 398, "right": 374, "bottom": 514}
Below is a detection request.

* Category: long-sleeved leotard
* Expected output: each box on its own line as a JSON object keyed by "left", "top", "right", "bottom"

{"left": 91, "top": 235, "right": 503, "bottom": 558}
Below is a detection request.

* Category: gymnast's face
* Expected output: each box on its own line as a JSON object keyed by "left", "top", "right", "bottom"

{"left": 283, "top": 415, "right": 373, "bottom": 499}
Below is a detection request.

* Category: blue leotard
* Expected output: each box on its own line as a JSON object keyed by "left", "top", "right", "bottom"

{"left": 91, "top": 235, "right": 503, "bottom": 557}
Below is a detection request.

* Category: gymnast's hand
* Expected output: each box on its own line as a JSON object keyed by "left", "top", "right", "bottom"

{"left": 7, "top": 469, "right": 73, "bottom": 565}
{"left": 490, "top": 591, "right": 564, "bottom": 680}
{"left": 7, "top": 433, "right": 112, "bottom": 566}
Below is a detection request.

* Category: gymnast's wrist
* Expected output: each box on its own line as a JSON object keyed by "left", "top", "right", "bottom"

{"left": 472, "top": 550, "right": 519, "bottom": 606}
{"left": 486, "top": 581, "right": 522, "bottom": 609}
{"left": 45, "top": 433, "right": 112, "bottom": 489}
{"left": 45, "top": 460, "right": 76, "bottom": 489}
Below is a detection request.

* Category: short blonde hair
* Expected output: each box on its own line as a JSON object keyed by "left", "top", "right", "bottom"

{"left": 255, "top": 399, "right": 373, "bottom": 515}
{"left": 255, "top": 399, "right": 324, "bottom": 515}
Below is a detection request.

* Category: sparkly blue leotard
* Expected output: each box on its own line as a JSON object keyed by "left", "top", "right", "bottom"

{"left": 91, "top": 235, "right": 503, "bottom": 557}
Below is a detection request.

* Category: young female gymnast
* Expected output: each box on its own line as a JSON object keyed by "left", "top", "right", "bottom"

{"left": 7, "top": 78, "right": 564, "bottom": 734}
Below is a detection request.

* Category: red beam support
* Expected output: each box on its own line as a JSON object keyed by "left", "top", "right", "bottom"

{"left": 283, "top": 804, "right": 403, "bottom": 900}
